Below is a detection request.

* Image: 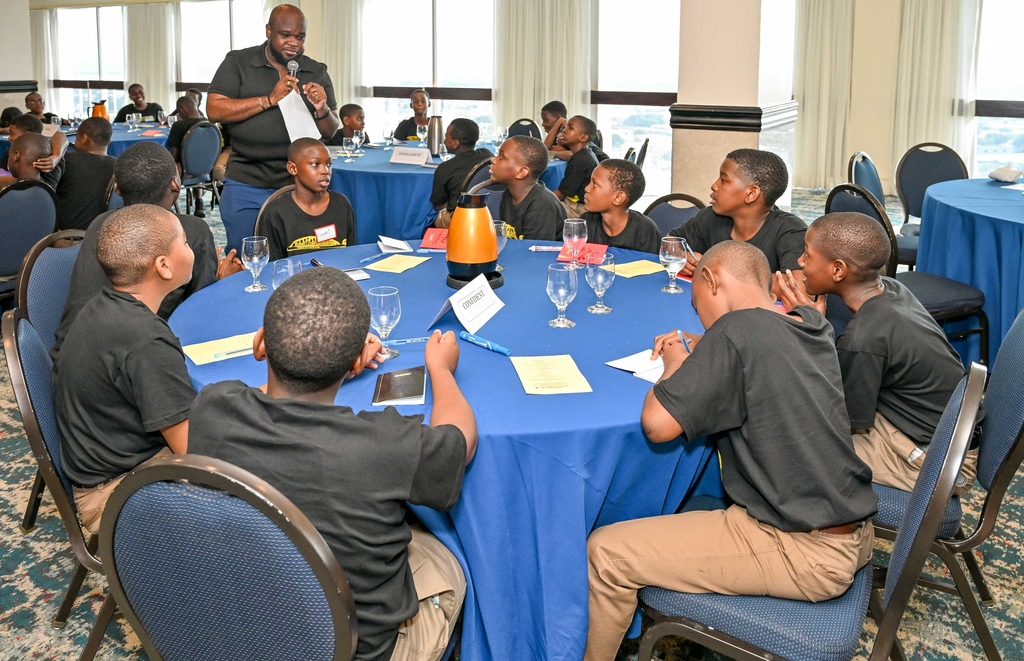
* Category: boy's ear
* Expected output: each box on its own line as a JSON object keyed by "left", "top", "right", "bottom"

{"left": 252, "top": 327, "right": 268, "bottom": 362}
{"left": 514, "top": 165, "right": 531, "bottom": 181}
{"left": 153, "top": 254, "right": 174, "bottom": 282}
{"left": 744, "top": 184, "right": 762, "bottom": 205}
{"left": 701, "top": 264, "right": 720, "bottom": 296}
{"left": 286, "top": 160, "right": 298, "bottom": 176}
{"left": 831, "top": 258, "right": 849, "bottom": 283}
{"left": 612, "top": 189, "right": 628, "bottom": 207}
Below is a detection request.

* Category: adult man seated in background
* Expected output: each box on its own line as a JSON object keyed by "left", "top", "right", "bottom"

{"left": 114, "top": 83, "right": 164, "bottom": 123}
{"left": 56, "top": 117, "right": 116, "bottom": 231}
{"left": 0, "top": 113, "right": 68, "bottom": 190}
{"left": 166, "top": 95, "right": 209, "bottom": 217}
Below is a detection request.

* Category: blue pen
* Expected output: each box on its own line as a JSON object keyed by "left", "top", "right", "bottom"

{"left": 384, "top": 336, "right": 430, "bottom": 346}
{"left": 459, "top": 331, "right": 512, "bottom": 356}
{"left": 359, "top": 252, "right": 387, "bottom": 264}
{"left": 676, "top": 330, "right": 692, "bottom": 354}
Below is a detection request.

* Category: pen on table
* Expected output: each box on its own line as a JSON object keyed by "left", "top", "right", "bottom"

{"left": 459, "top": 331, "right": 512, "bottom": 356}
{"left": 359, "top": 252, "right": 387, "bottom": 264}
{"left": 416, "top": 248, "right": 447, "bottom": 253}
{"left": 213, "top": 347, "right": 253, "bottom": 359}
{"left": 676, "top": 330, "right": 692, "bottom": 354}
{"left": 528, "top": 245, "right": 562, "bottom": 252}
{"left": 384, "top": 336, "right": 430, "bottom": 346}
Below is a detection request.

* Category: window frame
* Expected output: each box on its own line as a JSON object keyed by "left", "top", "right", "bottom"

{"left": 52, "top": 6, "right": 127, "bottom": 97}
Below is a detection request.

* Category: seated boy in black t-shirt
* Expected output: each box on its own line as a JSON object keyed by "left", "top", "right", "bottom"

{"left": 491, "top": 135, "right": 566, "bottom": 240}
{"left": 3, "top": 133, "right": 50, "bottom": 182}
{"left": 584, "top": 241, "right": 877, "bottom": 660}
{"left": 188, "top": 267, "right": 477, "bottom": 661}
{"left": 540, "top": 100, "right": 568, "bottom": 155}
{"left": 325, "top": 103, "right": 365, "bottom": 145}
{"left": 430, "top": 118, "right": 493, "bottom": 228}
{"left": 579, "top": 159, "right": 660, "bottom": 254}
{"left": 553, "top": 115, "right": 600, "bottom": 218}
{"left": 56, "top": 117, "right": 115, "bottom": 231}
{"left": 0, "top": 113, "right": 68, "bottom": 190}
{"left": 54, "top": 204, "right": 197, "bottom": 535}
{"left": 394, "top": 89, "right": 430, "bottom": 141}
{"left": 776, "top": 212, "right": 974, "bottom": 494}
{"left": 265, "top": 138, "right": 356, "bottom": 261}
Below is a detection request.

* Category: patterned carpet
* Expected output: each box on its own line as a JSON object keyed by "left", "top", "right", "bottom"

{"left": 1, "top": 189, "right": 1020, "bottom": 660}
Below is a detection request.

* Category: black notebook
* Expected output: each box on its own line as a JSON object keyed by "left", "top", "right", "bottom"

{"left": 372, "top": 365, "right": 426, "bottom": 406}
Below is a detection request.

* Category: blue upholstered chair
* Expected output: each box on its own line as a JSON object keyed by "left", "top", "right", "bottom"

{"left": 848, "top": 152, "right": 886, "bottom": 212}
{"left": 871, "top": 309, "right": 1024, "bottom": 661}
{"left": 623, "top": 147, "right": 636, "bottom": 163}
{"left": 88, "top": 453, "right": 359, "bottom": 661}
{"left": 13, "top": 230, "right": 85, "bottom": 532}
{"left": 0, "top": 180, "right": 59, "bottom": 303}
{"left": 643, "top": 193, "right": 706, "bottom": 237}
{"left": 179, "top": 121, "right": 223, "bottom": 215}
{"left": 507, "top": 118, "right": 542, "bottom": 139}
{"left": 894, "top": 143, "right": 968, "bottom": 269}
{"left": 103, "top": 175, "right": 124, "bottom": 211}
{"left": 636, "top": 363, "right": 987, "bottom": 661}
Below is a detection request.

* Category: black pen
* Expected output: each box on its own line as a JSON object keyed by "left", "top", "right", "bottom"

{"left": 310, "top": 258, "right": 324, "bottom": 267}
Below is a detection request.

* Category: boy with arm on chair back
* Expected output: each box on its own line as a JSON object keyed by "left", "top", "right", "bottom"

{"left": 553, "top": 115, "right": 600, "bottom": 218}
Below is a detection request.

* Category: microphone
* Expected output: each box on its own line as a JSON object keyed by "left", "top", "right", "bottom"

{"left": 287, "top": 60, "right": 299, "bottom": 78}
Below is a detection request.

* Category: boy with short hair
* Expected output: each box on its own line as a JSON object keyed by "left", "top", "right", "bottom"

{"left": 3, "top": 133, "right": 51, "bottom": 182}
{"left": 553, "top": 115, "right": 600, "bottom": 218}
{"left": 325, "top": 103, "right": 366, "bottom": 145}
{"left": 430, "top": 118, "right": 493, "bottom": 229}
{"left": 491, "top": 135, "right": 566, "bottom": 240}
{"left": 776, "top": 212, "right": 974, "bottom": 494}
{"left": 114, "top": 83, "right": 164, "bottom": 123}
{"left": 189, "top": 267, "right": 477, "bottom": 661}
{"left": 56, "top": 117, "right": 116, "bottom": 231}
{"left": 0, "top": 113, "right": 68, "bottom": 190}
{"left": 540, "top": 100, "right": 568, "bottom": 154}
{"left": 579, "top": 159, "right": 660, "bottom": 254}
{"left": 584, "top": 241, "right": 877, "bottom": 660}
{"left": 394, "top": 89, "right": 430, "bottom": 141}
{"left": 264, "top": 137, "right": 356, "bottom": 260}
{"left": 54, "top": 204, "right": 197, "bottom": 534}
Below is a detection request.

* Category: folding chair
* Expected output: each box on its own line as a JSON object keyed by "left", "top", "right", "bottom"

{"left": 253, "top": 184, "right": 296, "bottom": 237}
{"left": 179, "top": 121, "right": 223, "bottom": 215}
{"left": 0, "top": 180, "right": 59, "bottom": 303}
{"left": 507, "top": 118, "right": 542, "bottom": 139}
{"left": 894, "top": 143, "right": 968, "bottom": 269}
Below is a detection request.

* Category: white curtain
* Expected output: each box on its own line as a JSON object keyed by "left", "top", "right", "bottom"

{"left": 126, "top": 3, "right": 177, "bottom": 110}
{"left": 493, "top": 0, "right": 593, "bottom": 129}
{"left": 792, "top": 0, "right": 854, "bottom": 190}
{"left": 322, "top": 0, "right": 367, "bottom": 105}
{"left": 892, "top": 0, "right": 982, "bottom": 172}
{"left": 30, "top": 9, "right": 58, "bottom": 108}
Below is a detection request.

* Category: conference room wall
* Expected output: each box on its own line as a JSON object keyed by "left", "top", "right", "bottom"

{"left": 0, "top": 0, "right": 34, "bottom": 113}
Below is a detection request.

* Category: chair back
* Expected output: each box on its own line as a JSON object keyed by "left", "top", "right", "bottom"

{"left": 15, "top": 230, "right": 86, "bottom": 351}
{"left": 895, "top": 142, "right": 967, "bottom": 219}
{"left": 0, "top": 180, "right": 59, "bottom": 278}
{"left": 254, "top": 185, "right": 296, "bottom": 237}
{"left": 180, "top": 121, "right": 223, "bottom": 183}
{"left": 643, "top": 193, "right": 706, "bottom": 237}
{"left": 460, "top": 158, "right": 493, "bottom": 195}
{"left": 847, "top": 151, "right": 886, "bottom": 208}
{"left": 623, "top": 147, "right": 636, "bottom": 163}
{"left": 872, "top": 364, "right": 986, "bottom": 658}
{"left": 636, "top": 138, "right": 650, "bottom": 169}
{"left": 507, "top": 118, "right": 541, "bottom": 139}
{"left": 825, "top": 183, "right": 899, "bottom": 278}
{"left": 104, "top": 175, "right": 124, "bottom": 211}
{"left": 2, "top": 310, "right": 101, "bottom": 573}
{"left": 977, "top": 308, "right": 1024, "bottom": 491}
{"left": 99, "top": 454, "right": 358, "bottom": 661}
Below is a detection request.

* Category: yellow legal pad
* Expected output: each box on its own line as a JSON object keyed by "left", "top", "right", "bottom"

{"left": 366, "top": 255, "right": 431, "bottom": 273}
{"left": 182, "top": 332, "right": 257, "bottom": 366}
{"left": 608, "top": 260, "right": 665, "bottom": 278}
{"left": 509, "top": 355, "right": 593, "bottom": 395}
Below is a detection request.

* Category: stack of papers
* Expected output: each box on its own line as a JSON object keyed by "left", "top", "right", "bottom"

{"left": 610, "top": 260, "right": 666, "bottom": 278}
{"left": 606, "top": 349, "right": 664, "bottom": 383}
{"left": 366, "top": 255, "right": 431, "bottom": 273}
{"left": 510, "top": 355, "right": 593, "bottom": 394}
{"left": 378, "top": 236, "right": 414, "bottom": 253}
{"left": 182, "top": 332, "right": 257, "bottom": 366}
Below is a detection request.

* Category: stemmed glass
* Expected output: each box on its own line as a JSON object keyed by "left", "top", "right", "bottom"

{"left": 156, "top": 110, "right": 166, "bottom": 125}
{"left": 416, "top": 124, "right": 428, "bottom": 146}
{"left": 586, "top": 253, "right": 615, "bottom": 314}
{"left": 341, "top": 138, "right": 355, "bottom": 163}
{"left": 368, "top": 286, "right": 402, "bottom": 360}
{"left": 562, "top": 219, "right": 587, "bottom": 269}
{"left": 271, "top": 258, "right": 302, "bottom": 290}
{"left": 494, "top": 220, "right": 508, "bottom": 272}
{"left": 127, "top": 113, "right": 141, "bottom": 132}
{"left": 438, "top": 143, "right": 451, "bottom": 162}
{"left": 352, "top": 129, "right": 365, "bottom": 154}
{"left": 547, "top": 263, "right": 578, "bottom": 328}
{"left": 660, "top": 236, "right": 687, "bottom": 294}
{"left": 167, "top": 114, "right": 178, "bottom": 128}
{"left": 241, "top": 236, "right": 270, "bottom": 292}
{"left": 68, "top": 116, "right": 79, "bottom": 130}
{"left": 496, "top": 126, "right": 508, "bottom": 147}
{"left": 50, "top": 115, "right": 61, "bottom": 130}
{"left": 383, "top": 126, "right": 394, "bottom": 150}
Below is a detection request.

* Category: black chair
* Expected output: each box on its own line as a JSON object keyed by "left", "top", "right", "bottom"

{"left": 88, "top": 453, "right": 359, "bottom": 661}
{"left": 179, "top": 121, "right": 223, "bottom": 215}
{"left": 253, "top": 184, "right": 296, "bottom": 237}
{"left": 824, "top": 183, "right": 990, "bottom": 365}
{"left": 14, "top": 229, "right": 86, "bottom": 533}
{"left": 507, "top": 118, "right": 542, "bottom": 139}
{"left": 595, "top": 129, "right": 604, "bottom": 149}
{"left": 894, "top": 143, "right": 968, "bottom": 269}
{"left": 871, "top": 309, "right": 1024, "bottom": 661}
{"left": 623, "top": 147, "right": 636, "bottom": 163}
{"left": 637, "top": 363, "right": 987, "bottom": 661}
{"left": 103, "top": 175, "right": 124, "bottom": 211}
{"left": 643, "top": 193, "right": 706, "bottom": 237}
{"left": 2, "top": 309, "right": 109, "bottom": 660}
{"left": 636, "top": 138, "right": 650, "bottom": 169}
{"left": 0, "top": 180, "right": 59, "bottom": 303}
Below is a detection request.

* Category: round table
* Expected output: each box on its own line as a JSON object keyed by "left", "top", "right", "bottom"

{"left": 0, "top": 123, "right": 168, "bottom": 162}
{"left": 919, "top": 178, "right": 1024, "bottom": 364}
{"left": 168, "top": 240, "right": 717, "bottom": 661}
{"left": 327, "top": 144, "right": 567, "bottom": 245}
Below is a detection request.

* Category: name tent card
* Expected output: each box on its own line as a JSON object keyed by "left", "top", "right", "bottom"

{"left": 390, "top": 146, "right": 430, "bottom": 166}
{"left": 377, "top": 235, "right": 414, "bottom": 253}
{"left": 428, "top": 273, "right": 505, "bottom": 335}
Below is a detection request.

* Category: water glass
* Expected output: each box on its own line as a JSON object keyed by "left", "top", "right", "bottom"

{"left": 167, "top": 114, "right": 178, "bottom": 127}
{"left": 157, "top": 110, "right": 166, "bottom": 125}
{"left": 271, "top": 258, "right": 303, "bottom": 290}
{"left": 562, "top": 219, "right": 588, "bottom": 269}
{"left": 368, "top": 286, "right": 402, "bottom": 359}
{"left": 383, "top": 126, "right": 394, "bottom": 150}
{"left": 241, "top": 236, "right": 270, "bottom": 292}
{"left": 439, "top": 143, "right": 452, "bottom": 162}
{"left": 353, "top": 129, "right": 365, "bottom": 154}
{"left": 586, "top": 253, "right": 615, "bottom": 314}
{"left": 494, "top": 220, "right": 508, "bottom": 272}
{"left": 416, "top": 124, "right": 428, "bottom": 146}
{"left": 50, "top": 115, "right": 61, "bottom": 129}
{"left": 341, "top": 138, "right": 355, "bottom": 163}
{"left": 547, "top": 263, "right": 578, "bottom": 328}
{"left": 660, "top": 236, "right": 687, "bottom": 294}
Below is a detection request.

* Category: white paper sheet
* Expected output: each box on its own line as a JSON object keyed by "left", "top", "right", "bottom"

{"left": 606, "top": 349, "right": 665, "bottom": 383}
{"left": 278, "top": 89, "right": 320, "bottom": 143}
{"left": 377, "top": 236, "right": 414, "bottom": 253}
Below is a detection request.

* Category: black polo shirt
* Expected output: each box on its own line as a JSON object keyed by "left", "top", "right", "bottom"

{"left": 56, "top": 151, "right": 115, "bottom": 231}
{"left": 209, "top": 42, "right": 337, "bottom": 189}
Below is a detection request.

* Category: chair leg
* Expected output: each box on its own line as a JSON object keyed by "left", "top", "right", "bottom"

{"left": 53, "top": 535, "right": 98, "bottom": 628}
{"left": 868, "top": 589, "right": 909, "bottom": 661}
{"left": 934, "top": 545, "right": 1002, "bottom": 660}
{"left": 20, "top": 469, "right": 46, "bottom": 533}
{"left": 78, "top": 592, "right": 116, "bottom": 661}
{"left": 952, "top": 529, "right": 994, "bottom": 606}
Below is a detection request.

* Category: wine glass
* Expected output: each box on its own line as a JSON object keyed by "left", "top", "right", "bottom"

{"left": 660, "top": 236, "right": 687, "bottom": 294}
{"left": 547, "top": 263, "right": 578, "bottom": 328}
{"left": 167, "top": 114, "right": 178, "bottom": 128}
{"left": 383, "top": 125, "right": 394, "bottom": 150}
{"left": 368, "top": 286, "right": 402, "bottom": 359}
{"left": 498, "top": 126, "right": 508, "bottom": 143}
{"left": 271, "top": 258, "right": 302, "bottom": 290}
{"left": 494, "top": 220, "right": 508, "bottom": 272}
{"left": 352, "top": 129, "right": 365, "bottom": 154}
{"left": 341, "top": 138, "right": 355, "bottom": 163}
{"left": 562, "top": 219, "right": 587, "bottom": 269}
{"left": 586, "top": 253, "right": 615, "bottom": 314}
{"left": 127, "top": 113, "right": 140, "bottom": 132}
{"left": 241, "top": 236, "right": 270, "bottom": 292}
{"left": 156, "top": 110, "right": 166, "bottom": 125}
{"left": 416, "top": 124, "right": 428, "bottom": 146}
{"left": 438, "top": 143, "right": 451, "bottom": 162}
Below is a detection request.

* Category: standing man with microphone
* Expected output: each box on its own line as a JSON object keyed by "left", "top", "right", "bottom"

{"left": 207, "top": 4, "right": 340, "bottom": 254}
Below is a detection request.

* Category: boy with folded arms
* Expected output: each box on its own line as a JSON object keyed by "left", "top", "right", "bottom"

{"left": 584, "top": 241, "right": 877, "bottom": 660}
{"left": 553, "top": 115, "right": 600, "bottom": 218}
{"left": 490, "top": 135, "right": 566, "bottom": 240}
{"left": 189, "top": 267, "right": 477, "bottom": 661}
{"left": 579, "top": 159, "right": 660, "bottom": 254}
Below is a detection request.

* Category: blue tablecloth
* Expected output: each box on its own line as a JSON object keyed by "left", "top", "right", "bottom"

{"left": 919, "top": 178, "right": 1024, "bottom": 364}
{"left": 0, "top": 123, "right": 168, "bottom": 161}
{"left": 328, "top": 144, "right": 566, "bottom": 244}
{"left": 168, "top": 240, "right": 718, "bottom": 661}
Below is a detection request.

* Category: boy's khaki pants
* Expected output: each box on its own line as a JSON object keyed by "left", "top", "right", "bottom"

{"left": 73, "top": 447, "right": 174, "bottom": 535}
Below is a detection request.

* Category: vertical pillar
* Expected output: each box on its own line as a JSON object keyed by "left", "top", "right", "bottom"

{"left": 0, "top": 0, "right": 36, "bottom": 111}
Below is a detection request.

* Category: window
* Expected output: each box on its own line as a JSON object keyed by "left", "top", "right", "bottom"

{"left": 974, "top": 0, "right": 1024, "bottom": 176}
{"left": 54, "top": 6, "right": 128, "bottom": 118}
{"left": 178, "top": 0, "right": 265, "bottom": 85}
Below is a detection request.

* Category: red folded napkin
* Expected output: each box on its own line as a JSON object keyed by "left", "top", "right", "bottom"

{"left": 557, "top": 242, "right": 608, "bottom": 264}
{"left": 140, "top": 129, "right": 164, "bottom": 137}
{"left": 421, "top": 227, "right": 448, "bottom": 250}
